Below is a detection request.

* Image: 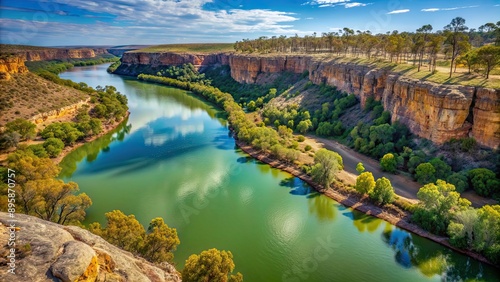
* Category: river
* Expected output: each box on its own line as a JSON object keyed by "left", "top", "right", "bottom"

{"left": 58, "top": 64, "right": 499, "bottom": 282}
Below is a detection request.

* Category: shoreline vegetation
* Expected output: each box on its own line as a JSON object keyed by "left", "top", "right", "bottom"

{"left": 135, "top": 73, "right": 499, "bottom": 268}
{"left": 235, "top": 140, "right": 495, "bottom": 267}
{"left": 52, "top": 112, "right": 130, "bottom": 164}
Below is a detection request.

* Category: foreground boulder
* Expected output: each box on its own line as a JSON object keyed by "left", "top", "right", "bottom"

{"left": 0, "top": 212, "right": 181, "bottom": 282}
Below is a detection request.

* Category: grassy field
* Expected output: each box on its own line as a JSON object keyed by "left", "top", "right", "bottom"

{"left": 0, "top": 73, "right": 88, "bottom": 126}
{"left": 131, "top": 43, "right": 234, "bottom": 53}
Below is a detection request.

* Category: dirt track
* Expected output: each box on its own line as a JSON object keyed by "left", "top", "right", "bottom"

{"left": 309, "top": 135, "right": 497, "bottom": 208}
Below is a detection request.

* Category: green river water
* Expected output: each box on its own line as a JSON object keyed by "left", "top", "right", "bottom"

{"left": 59, "top": 64, "right": 499, "bottom": 282}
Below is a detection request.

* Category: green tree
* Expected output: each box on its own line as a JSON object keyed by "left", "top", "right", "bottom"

{"left": 246, "top": 100, "right": 256, "bottom": 112}
{"left": 475, "top": 205, "right": 500, "bottom": 265}
{"left": 5, "top": 118, "right": 36, "bottom": 140}
{"left": 415, "top": 162, "right": 436, "bottom": 184}
{"left": 413, "top": 180, "right": 471, "bottom": 235}
{"left": 356, "top": 162, "right": 365, "bottom": 174}
{"left": 380, "top": 153, "right": 397, "bottom": 173}
{"left": 182, "top": 248, "right": 243, "bottom": 282}
{"left": 468, "top": 168, "right": 500, "bottom": 197}
{"left": 90, "top": 210, "right": 146, "bottom": 253}
{"left": 476, "top": 45, "right": 500, "bottom": 78}
{"left": 429, "top": 158, "right": 452, "bottom": 181}
{"left": 444, "top": 17, "right": 469, "bottom": 78}
{"left": 446, "top": 172, "right": 469, "bottom": 193}
{"left": 369, "top": 177, "right": 395, "bottom": 205}
{"left": 310, "top": 148, "right": 343, "bottom": 189}
{"left": 141, "top": 218, "right": 180, "bottom": 263}
{"left": 24, "top": 179, "right": 91, "bottom": 225}
{"left": 447, "top": 208, "right": 479, "bottom": 249}
{"left": 296, "top": 119, "right": 312, "bottom": 134}
{"left": 355, "top": 172, "right": 375, "bottom": 194}
{"left": 43, "top": 138, "right": 65, "bottom": 158}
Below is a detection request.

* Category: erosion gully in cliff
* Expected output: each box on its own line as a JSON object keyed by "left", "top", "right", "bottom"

{"left": 118, "top": 51, "right": 500, "bottom": 150}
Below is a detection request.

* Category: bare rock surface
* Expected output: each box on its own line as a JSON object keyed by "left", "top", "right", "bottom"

{"left": 0, "top": 212, "right": 181, "bottom": 282}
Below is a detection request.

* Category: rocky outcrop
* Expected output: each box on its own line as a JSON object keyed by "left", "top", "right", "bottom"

{"left": 382, "top": 76, "right": 474, "bottom": 143}
{"left": 472, "top": 88, "right": 500, "bottom": 149}
{"left": 0, "top": 55, "right": 28, "bottom": 80}
{"left": 114, "top": 52, "right": 500, "bottom": 149}
{"left": 0, "top": 212, "right": 181, "bottom": 282}
{"left": 30, "top": 98, "right": 91, "bottom": 125}
{"left": 13, "top": 48, "right": 109, "bottom": 62}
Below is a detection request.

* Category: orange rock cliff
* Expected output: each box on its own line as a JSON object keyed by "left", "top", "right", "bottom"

{"left": 105, "top": 52, "right": 500, "bottom": 150}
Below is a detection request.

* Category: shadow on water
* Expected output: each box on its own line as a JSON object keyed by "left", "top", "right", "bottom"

{"left": 382, "top": 228, "right": 500, "bottom": 280}
{"left": 212, "top": 129, "right": 234, "bottom": 150}
{"left": 279, "top": 176, "right": 315, "bottom": 196}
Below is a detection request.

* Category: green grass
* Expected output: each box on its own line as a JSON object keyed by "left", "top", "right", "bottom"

{"left": 131, "top": 43, "right": 235, "bottom": 53}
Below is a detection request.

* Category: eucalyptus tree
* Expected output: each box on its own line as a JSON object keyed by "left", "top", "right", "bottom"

{"left": 444, "top": 17, "right": 469, "bottom": 78}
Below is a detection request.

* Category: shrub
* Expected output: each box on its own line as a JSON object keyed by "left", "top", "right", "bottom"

{"left": 468, "top": 168, "right": 500, "bottom": 197}
{"left": 355, "top": 172, "right": 375, "bottom": 194}
{"left": 43, "top": 138, "right": 65, "bottom": 158}
{"left": 369, "top": 177, "right": 395, "bottom": 205}
{"left": 380, "top": 153, "right": 397, "bottom": 173}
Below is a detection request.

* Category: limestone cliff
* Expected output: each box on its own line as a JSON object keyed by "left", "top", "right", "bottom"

{"left": 115, "top": 52, "right": 230, "bottom": 75}
{"left": 13, "top": 48, "right": 109, "bottom": 62}
{"left": 0, "top": 212, "right": 181, "bottom": 282}
{"left": 0, "top": 55, "right": 28, "bottom": 80}
{"left": 227, "top": 54, "right": 499, "bottom": 149}
{"left": 113, "top": 52, "right": 499, "bottom": 149}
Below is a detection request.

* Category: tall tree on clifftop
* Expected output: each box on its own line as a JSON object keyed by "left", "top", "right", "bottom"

{"left": 444, "top": 17, "right": 469, "bottom": 78}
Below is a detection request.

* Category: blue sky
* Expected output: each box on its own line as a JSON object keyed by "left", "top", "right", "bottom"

{"left": 0, "top": 0, "right": 499, "bottom": 46}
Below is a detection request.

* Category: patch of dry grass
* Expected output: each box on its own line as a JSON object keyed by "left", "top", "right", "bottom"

{"left": 0, "top": 73, "right": 88, "bottom": 126}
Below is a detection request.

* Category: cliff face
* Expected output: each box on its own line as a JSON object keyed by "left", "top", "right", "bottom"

{"left": 227, "top": 54, "right": 499, "bottom": 149}
{"left": 115, "top": 52, "right": 230, "bottom": 75}
{"left": 0, "top": 212, "right": 181, "bottom": 282}
{"left": 14, "top": 48, "right": 109, "bottom": 62}
{"left": 115, "top": 52, "right": 500, "bottom": 149}
{"left": 0, "top": 55, "right": 28, "bottom": 80}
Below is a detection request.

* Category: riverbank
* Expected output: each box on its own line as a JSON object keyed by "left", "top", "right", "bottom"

{"left": 235, "top": 139, "right": 497, "bottom": 268}
{"left": 52, "top": 112, "right": 129, "bottom": 164}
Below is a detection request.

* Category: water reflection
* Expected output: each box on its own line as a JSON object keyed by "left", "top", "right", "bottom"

{"left": 343, "top": 209, "right": 384, "bottom": 233}
{"left": 58, "top": 119, "right": 131, "bottom": 178}
{"left": 307, "top": 193, "right": 337, "bottom": 221}
{"left": 382, "top": 228, "right": 495, "bottom": 280}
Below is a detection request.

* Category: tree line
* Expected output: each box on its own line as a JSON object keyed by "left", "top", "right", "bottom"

{"left": 234, "top": 17, "right": 500, "bottom": 78}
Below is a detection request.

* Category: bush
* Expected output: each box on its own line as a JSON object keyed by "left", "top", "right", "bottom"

{"left": 41, "top": 122, "right": 84, "bottom": 145}
{"left": 415, "top": 163, "right": 436, "bottom": 184}
{"left": 468, "top": 168, "right": 500, "bottom": 197}
{"left": 355, "top": 172, "right": 375, "bottom": 194}
{"left": 304, "top": 145, "right": 312, "bottom": 151}
{"left": 43, "top": 138, "right": 65, "bottom": 158}
{"left": 5, "top": 118, "right": 36, "bottom": 140}
{"left": 369, "top": 177, "right": 395, "bottom": 205}
{"left": 380, "top": 153, "right": 397, "bottom": 173}
{"left": 446, "top": 172, "right": 469, "bottom": 193}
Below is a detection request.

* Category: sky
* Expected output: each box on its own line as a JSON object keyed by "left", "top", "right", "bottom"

{"left": 0, "top": 0, "right": 499, "bottom": 46}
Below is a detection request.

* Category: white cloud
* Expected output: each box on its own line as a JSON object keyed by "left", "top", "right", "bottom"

{"left": 421, "top": 6, "right": 479, "bottom": 12}
{"left": 345, "top": 2, "right": 368, "bottom": 8}
{"left": 387, "top": 9, "right": 410, "bottom": 14}
{"left": 421, "top": 8, "right": 440, "bottom": 12}
{"left": 34, "top": 0, "right": 299, "bottom": 35}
